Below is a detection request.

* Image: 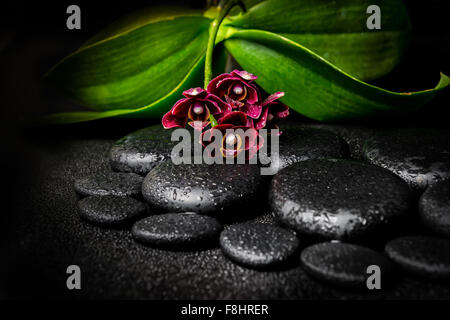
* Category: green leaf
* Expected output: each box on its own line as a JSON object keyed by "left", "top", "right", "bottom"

{"left": 225, "top": 0, "right": 411, "bottom": 81}
{"left": 40, "top": 57, "right": 204, "bottom": 124}
{"left": 209, "top": 113, "right": 219, "bottom": 127}
{"left": 229, "top": 0, "right": 264, "bottom": 15}
{"left": 45, "top": 8, "right": 212, "bottom": 112}
{"left": 80, "top": 6, "right": 205, "bottom": 48}
{"left": 223, "top": 29, "right": 449, "bottom": 121}
{"left": 41, "top": 44, "right": 228, "bottom": 124}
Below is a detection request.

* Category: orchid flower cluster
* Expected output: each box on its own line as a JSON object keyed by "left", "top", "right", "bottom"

{"left": 162, "top": 70, "right": 289, "bottom": 159}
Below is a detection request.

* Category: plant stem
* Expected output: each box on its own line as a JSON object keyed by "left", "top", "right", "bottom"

{"left": 204, "top": 0, "right": 246, "bottom": 89}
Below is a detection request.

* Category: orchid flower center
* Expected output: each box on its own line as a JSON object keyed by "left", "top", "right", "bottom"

{"left": 225, "top": 133, "right": 238, "bottom": 146}
{"left": 221, "top": 132, "right": 243, "bottom": 157}
{"left": 188, "top": 101, "right": 210, "bottom": 123}
{"left": 192, "top": 102, "right": 205, "bottom": 115}
{"left": 232, "top": 85, "right": 244, "bottom": 96}
{"left": 228, "top": 83, "right": 248, "bottom": 101}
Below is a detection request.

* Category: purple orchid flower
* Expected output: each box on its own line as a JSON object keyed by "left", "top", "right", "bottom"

{"left": 207, "top": 70, "right": 262, "bottom": 119}
{"left": 254, "top": 92, "right": 289, "bottom": 132}
{"left": 201, "top": 111, "right": 263, "bottom": 159}
{"left": 162, "top": 87, "right": 231, "bottom": 130}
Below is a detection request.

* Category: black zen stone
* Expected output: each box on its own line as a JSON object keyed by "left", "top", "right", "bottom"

{"left": 142, "top": 162, "right": 266, "bottom": 216}
{"left": 12, "top": 138, "right": 450, "bottom": 299}
{"left": 363, "top": 128, "right": 450, "bottom": 191}
{"left": 306, "top": 124, "right": 376, "bottom": 159}
{"left": 78, "top": 195, "right": 147, "bottom": 226}
{"left": 109, "top": 125, "right": 188, "bottom": 175}
{"left": 132, "top": 213, "right": 222, "bottom": 249}
{"left": 219, "top": 223, "right": 300, "bottom": 269}
{"left": 74, "top": 172, "right": 144, "bottom": 197}
{"left": 266, "top": 127, "right": 348, "bottom": 173}
{"left": 301, "top": 242, "right": 395, "bottom": 289}
{"left": 270, "top": 159, "right": 412, "bottom": 240}
{"left": 385, "top": 236, "right": 450, "bottom": 279}
{"left": 419, "top": 180, "right": 450, "bottom": 237}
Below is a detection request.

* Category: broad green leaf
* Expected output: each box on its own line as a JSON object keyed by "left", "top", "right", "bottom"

{"left": 225, "top": 0, "right": 411, "bottom": 81}
{"left": 41, "top": 45, "right": 228, "bottom": 124}
{"left": 46, "top": 10, "right": 212, "bottom": 111}
{"left": 80, "top": 6, "right": 204, "bottom": 48}
{"left": 223, "top": 29, "right": 449, "bottom": 121}
{"left": 41, "top": 57, "right": 205, "bottom": 124}
{"left": 229, "top": 0, "right": 264, "bottom": 15}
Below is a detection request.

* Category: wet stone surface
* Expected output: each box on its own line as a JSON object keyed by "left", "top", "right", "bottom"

{"left": 74, "top": 172, "right": 144, "bottom": 197}
{"left": 266, "top": 127, "right": 349, "bottom": 173}
{"left": 385, "top": 236, "right": 450, "bottom": 280}
{"left": 78, "top": 195, "right": 148, "bottom": 226}
{"left": 132, "top": 213, "right": 222, "bottom": 249}
{"left": 109, "top": 125, "right": 192, "bottom": 176}
{"left": 8, "top": 138, "right": 450, "bottom": 299}
{"left": 419, "top": 180, "right": 450, "bottom": 237}
{"left": 301, "top": 242, "right": 395, "bottom": 289}
{"left": 306, "top": 124, "right": 376, "bottom": 160}
{"left": 142, "top": 162, "right": 266, "bottom": 217}
{"left": 270, "top": 159, "right": 413, "bottom": 240}
{"left": 363, "top": 128, "right": 450, "bottom": 191}
{"left": 220, "top": 222, "right": 300, "bottom": 269}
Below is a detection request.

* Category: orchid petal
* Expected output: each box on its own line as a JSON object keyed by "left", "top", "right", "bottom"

{"left": 219, "top": 111, "right": 248, "bottom": 126}
{"left": 171, "top": 98, "right": 192, "bottom": 117}
{"left": 240, "top": 103, "right": 262, "bottom": 119}
{"left": 183, "top": 87, "right": 208, "bottom": 98}
{"left": 263, "top": 92, "right": 285, "bottom": 106}
{"left": 254, "top": 106, "right": 269, "bottom": 130}
{"left": 231, "top": 70, "right": 257, "bottom": 81}
{"left": 162, "top": 111, "right": 187, "bottom": 129}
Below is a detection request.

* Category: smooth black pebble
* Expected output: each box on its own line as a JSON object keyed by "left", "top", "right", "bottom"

{"left": 74, "top": 172, "right": 143, "bottom": 197}
{"left": 306, "top": 123, "right": 376, "bottom": 159}
{"left": 109, "top": 125, "right": 192, "bottom": 175}
{"left": 363, "top": 128, "right": 450, "bottom": 190}
{"left": 385, "top": 236, "right": 450, "bottom": 279}
{"left": 264, "top": 127, "right": 348, "bottom": 173}
{"left": 270, "top": 159, "right": 412, "bottom": 240}
{"left": 132, "top": 213, "right": 222, "bottom": 249}
{"left": 301, "top": 242, "right": 395, "bottom": 289}
{"left": 78, "top": 195, "right": 147, "bottom": 226}
{"left": 142, "top": 162, "right": 266, "bottom": 216}
{"left": 419, "top": 180, "right": 450, "bottom": 237}
{"left": 220, "top": 223, "right": 300, "bottom": 269}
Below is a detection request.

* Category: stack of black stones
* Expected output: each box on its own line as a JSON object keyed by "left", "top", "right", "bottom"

{"left": 73, "top": 123, "right": 450, "bottom": 289}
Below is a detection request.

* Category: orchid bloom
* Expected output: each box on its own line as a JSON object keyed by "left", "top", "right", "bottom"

{"left": 162, "top": 87, "right": 231, "bottom": 131}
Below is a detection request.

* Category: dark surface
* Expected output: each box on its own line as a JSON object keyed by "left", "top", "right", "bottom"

{"left": 270, "top": 159, "right": 413, "bottom": 241}
{"left": 142, "top": 161, "right": 267, "bottom": 217}
{"left": 385, "top": 236, "right": 450, "bottom": 280}
{"left": 74, "top": 172, "right": 144, "bottom": 197}
{"left": 109, "top": 125, "right": 183, "bottom": 176}
{"left": 267, "top": 127, "right": 349, "bottom": 173}
{"left": 132, "top": 213, "right": 222, "bottom": 249}
{"left": 419, "top": 180, "right": 450, "bottom": 237}
{"left": 220, "top": 222, "right": 300, "bottom": 269}
{"left": 306, "top": 124, "right": 376, "bottom": 160}
{"left": 301, "top": 242, "right": 396, "bottom": 289}
{"left": 363, "top": 128, "right": 450, "bottom": 191}
{"left": 4, "top": 139, "right": 450, "bottom": 299}
{"left": 78, "top": 195, "right": 148, "bottom": 226}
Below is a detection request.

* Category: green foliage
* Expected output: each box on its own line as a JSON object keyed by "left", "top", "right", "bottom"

{"left": 43, "top": 1, "right": 448, "bottom": 124}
